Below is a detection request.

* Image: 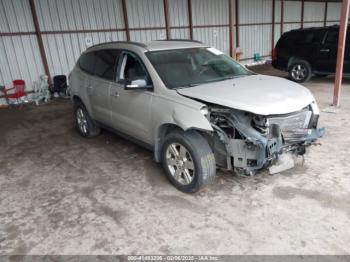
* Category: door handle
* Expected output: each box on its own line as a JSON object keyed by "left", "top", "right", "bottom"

{"left": 87, "top": 85, "right": 93, "bottom": 94}
{"left": 111, "top": 91, "right": 119, "bottom": 97}
{"left": 320, "top": 49, "right": 330, "bottom": 52}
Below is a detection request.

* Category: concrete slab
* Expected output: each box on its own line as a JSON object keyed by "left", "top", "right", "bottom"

{"left": 1, "top": 65, "right": 350, "bottom": 255}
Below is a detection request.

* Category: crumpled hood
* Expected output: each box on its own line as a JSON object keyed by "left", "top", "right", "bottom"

{"left": 177, "top": 75, "right": 315, "bottom": 115}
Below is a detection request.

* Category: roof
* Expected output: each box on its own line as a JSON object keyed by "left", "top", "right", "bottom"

{"left": 285, "top": 24, "right": 340, "bottom": 33}
{"left": 86, "top": 40, "right": 207, "bottom": 52}
{"left": 144, "top": 40, "right": 206, "bottom": 51}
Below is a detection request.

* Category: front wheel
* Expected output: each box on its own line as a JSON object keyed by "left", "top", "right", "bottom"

{"left": 288, "top": 60, "right": 312, "bottom": 83}
{"left": 161, "top": 130, "right": 216, "bottom": 193}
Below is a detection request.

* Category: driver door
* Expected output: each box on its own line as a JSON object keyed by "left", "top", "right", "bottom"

{"left": 109, "top": 51, "right": 153, "bottom": 144}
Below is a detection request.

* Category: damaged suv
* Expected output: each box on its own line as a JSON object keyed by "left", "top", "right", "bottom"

{"left": 70, "top": 40, "right": 324, "bottom": 193}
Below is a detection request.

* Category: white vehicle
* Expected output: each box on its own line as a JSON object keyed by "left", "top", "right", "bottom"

{"left": 69, "top": 40, "right": 324, "bottom": 193}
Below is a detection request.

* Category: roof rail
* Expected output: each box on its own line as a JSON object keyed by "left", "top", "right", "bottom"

{"left": 87, "top": 41, "right": 148, "bottom": 50}
{"left": 155, "top": 39, "right": 203, "bottom": 44}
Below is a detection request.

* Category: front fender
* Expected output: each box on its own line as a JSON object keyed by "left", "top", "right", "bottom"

{"left": 152, "top": 102, "right": 213, "bottom": 163}
{"left": 172, "top": 107, "right": 213, "bottom": 132}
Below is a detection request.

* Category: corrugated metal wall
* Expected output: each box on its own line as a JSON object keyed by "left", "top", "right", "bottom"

{"left": 35, "top": 0, "right": 127, "bottom": 81}
{"left": 169, "top": 0, "right": 190, "bottom": 39}
{"left": 239, "top": 0, "right": 273, "bottom": 62}
{"left": 0, "top": 0, "right": 44, "bottom": 99}
{"left": 0, "top": 0, "right": 342, "bottom": 99}
{"left": 327, "top": 2, "right": 342, "bottom": 26}
{"left": 192, "top": 0, "right": 229, "bottom": 54}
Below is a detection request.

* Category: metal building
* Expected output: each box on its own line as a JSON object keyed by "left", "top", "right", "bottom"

{"left": 0, "top": 0, "right": 342, "bottom": 103}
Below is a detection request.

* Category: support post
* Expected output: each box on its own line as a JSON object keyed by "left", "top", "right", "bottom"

{"left": 163, "top": 0, "right": 171, "bottom": 39}
{"left": 235, "top": 0, "right": 240, "bottom": 48}
{"left": 272, "top": 0, "right": 275, "bottom": 52}
{"left": 28, "top": 0, "right": 51, "bottom": 83}
{"left": 121, "top": 0, "right": 130, "bottom": 41}
{"left": 280, "top": 0, "right": 284, "bottom": 35}
{"left": 324, "top": 1, "right": 328, "bottom": 27}
{"left": 301, "top": 0, "right": 305, "bottom": 29}
{"left": 228, "top": 0, "right": 236, "bottom": 58}
{"left": 333, "top": 0, "right": 350, "bottom": 106}
{"left": 187, "top": 0, "right": 193, "bottom": 39}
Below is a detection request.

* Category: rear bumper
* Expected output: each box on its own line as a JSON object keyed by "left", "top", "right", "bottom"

{"left": 272, "top": 59, "right": 288, "bottom": 71}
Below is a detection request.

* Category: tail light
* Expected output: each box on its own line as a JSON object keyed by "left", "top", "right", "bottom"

{"left": 272, "top": 48, "right": 277, "bottom": 60}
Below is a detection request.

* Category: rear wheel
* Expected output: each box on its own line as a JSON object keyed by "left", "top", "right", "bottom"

{"left": 288, "top": 60, "right": 312, "bottom": 83}
{"left": 74, "top": 101, "right": 101, "bottom": 138}
{"left": 161, "top": 130, "right": 216, "bottom": 193}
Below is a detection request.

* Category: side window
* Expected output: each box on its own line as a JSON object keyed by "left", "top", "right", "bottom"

{"left": 79, "top": 52, "right": 95, "bottom": 74}
{"left": 294, "top": 32, "right": 313, "bottom": 44}
{"left": 94, "top": 50, "right": 121, "bottom": 80}
{"left": 325, "top": 30, "right": 339, "bottom": 45}
{"left": 118, "top": 53, "right": 151, "bottom": 85}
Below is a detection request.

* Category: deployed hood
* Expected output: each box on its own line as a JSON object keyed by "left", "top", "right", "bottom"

{"left": 177, "top": 75, "right": 315, "bottom": 115}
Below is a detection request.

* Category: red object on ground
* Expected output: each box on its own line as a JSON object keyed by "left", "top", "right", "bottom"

{"left": 3, "top": 80, "right": 27, "bottom": 99}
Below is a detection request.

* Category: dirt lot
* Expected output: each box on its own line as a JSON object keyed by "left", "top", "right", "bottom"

{"left": 0, "top": 65, "right": 350, "bottom": 255}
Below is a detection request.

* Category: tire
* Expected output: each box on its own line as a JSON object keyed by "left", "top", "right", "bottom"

{"left": 161, "top": 130, "right": 216, "bottom": 193}
{"left": 74, "top": 101, "right": 101, "bottom": 138}
{"left": 288, "top": 60, "right": 312, "bottom": 83}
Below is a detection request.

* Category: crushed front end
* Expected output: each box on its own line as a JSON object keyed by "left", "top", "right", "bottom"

{"left": 206, "top": 103, "right": 325, "bottom": 175}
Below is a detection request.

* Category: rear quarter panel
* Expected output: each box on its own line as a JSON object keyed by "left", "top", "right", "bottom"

{"left": 70, "top": 66, "right": 95, "bottom": 118}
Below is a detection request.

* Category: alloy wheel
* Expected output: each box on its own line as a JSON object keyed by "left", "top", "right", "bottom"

{"left": 165, "top": 143, "right": 195, "bottom": 185}
{"left": 291, "top": 64, "right": 307, "bottom": 81}
{"left": 76, "top": 108, "right": 88, "bottom": 135}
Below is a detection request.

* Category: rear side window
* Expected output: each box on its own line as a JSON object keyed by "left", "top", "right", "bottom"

{"left": 79, "top": 52, "right": 95, "bottom": 74}
{"left": 94, "top": 50, "right": 121, "bottom": 80}
{"left": 325, "top": 30, "right": 339, "bottom": 44}
{"left": 278, "top": 30, "right": 325, "bottom": 46}
{"left": 294, "top": 31, "right": 314, "bottom": 44}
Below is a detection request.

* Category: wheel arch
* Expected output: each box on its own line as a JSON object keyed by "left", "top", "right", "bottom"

{"left": 72, "top": 94, "right": 95, "bottom": 119}
{"left": 288, "top": 57, "right": 312, "bottom": 70}
{"left": 153, "top": 123, "right": 212, "bottom": 163}
{"left": 72, "top": 95, "right": 83, "bottom": 104}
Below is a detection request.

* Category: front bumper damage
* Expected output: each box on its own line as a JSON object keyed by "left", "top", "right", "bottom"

{"left": 209, "top": 108, "right": 325, "bottom": 175}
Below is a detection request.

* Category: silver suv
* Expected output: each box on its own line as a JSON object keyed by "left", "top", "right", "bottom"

{"left": 70, "top": 40, "right": 324, "bottom": 193}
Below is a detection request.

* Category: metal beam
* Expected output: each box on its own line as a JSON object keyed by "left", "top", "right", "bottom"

{"left": 163, "top": 0, "right": 171, "bottom": 39}
{"left": 324, "top": 1, "right": 328, "bottom": 26}
{"left": 121, "top": 0, "right": 130, "bottom": 41}
{"left": 280, "top": 0, "right": 284, "bottom": 35}
{"left": 229, "top": 0, "right": 236, "bottom": 58}
{"left": 28, "top": 0, "right": 51, "bottom": 83}
{"left": 301, "top": 0, "right": 305, "bottom": 28}
{"left": 272, "top": 0, "right": 276, "bottom": 52}
{"left": 333, "top": 0, "right": 350, "bottom": 106}
{"left": 235, "top": 0, "right": 240, "bottom": 48}
{"left": 188, "top": 0, "right": 193, "bottom": 39}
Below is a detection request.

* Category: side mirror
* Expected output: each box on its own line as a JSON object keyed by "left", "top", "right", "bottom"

{"left": 125, "top": 79, "right": 152, "bottom": 90}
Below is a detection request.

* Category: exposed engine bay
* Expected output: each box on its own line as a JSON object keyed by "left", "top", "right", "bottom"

{"left": 203, "top": 104, "right": 325, "bottom": 175}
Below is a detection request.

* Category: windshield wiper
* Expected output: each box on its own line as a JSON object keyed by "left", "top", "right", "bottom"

{"left": 174, "top": 74, "right": 248, "bottom": 89}
{"left": 174, "top": 84, "right": 199, "bottom": 89}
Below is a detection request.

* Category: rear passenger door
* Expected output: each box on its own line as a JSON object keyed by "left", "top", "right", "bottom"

{"left": 78, "top": 52, "right": 95, "bottom": 101}
{"left": 315, "top": 29, "right": 338, "bottom": 73}
{"left": 88, "top": 50, "right": 120, "bottom": 125}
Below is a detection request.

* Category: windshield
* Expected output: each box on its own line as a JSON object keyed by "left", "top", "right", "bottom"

{"left": 146, "top": 47, "right": 251, "bottom": 89}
